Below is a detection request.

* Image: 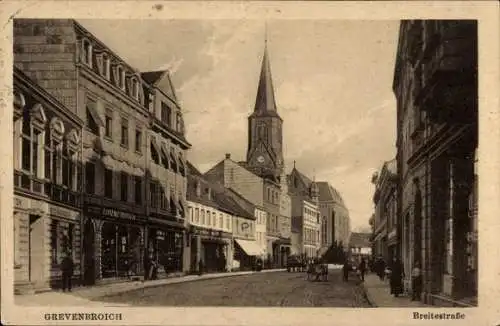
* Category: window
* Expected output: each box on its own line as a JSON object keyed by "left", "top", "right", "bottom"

{"left": 85, "top": 162, "right": 95, "bottom": 194}
{"left": 21, "top": 111, "right": 44, "bottom": 179}
{"left": 160, "top": 187, "right": 168, "bottom": 210}
{"left": 226, "top": 217, "right": 230, "bottom": 230}
{"left": 102, "top": 53, "right": 111, "bottom": 80}
{"left": 160, "top": 146, "right": 169, "bottom": 170}
{"left": 62, "top": 144, "right": 76, "bottom": 189}
{"left": 151, "top": 141, "right": 160, "bottom": 165}
{"left": 68, "top": 224, "right": 74, "bottom": 255}
{"left": 134, "top": 176, "right": 142, "bottom": 204}
{"left": 121, "top": 118, "right": 129, "bottom": 147}
{"left": 219, "top": 213, "right": 223, "bottom": 229}
{"left": 105, "top": 109, "right": 113, "bottom": 138}
{"left": 121, "top": 172, "right": 128, "bottom": 202}
{"left": 104, "top": 168, "right": 113, "bottom": 198}
{"left": 212, "top": 212, "right": 216, "bottom": 227}
{"left": 131, "top": 78, "right": 139, "bottom": 99}
{"left": 135, "top": 128, "right": 142, "bottom": 153}
{"left": 82, "top": 39, "right": 92, "bottom": 67}
{"left": 116, "top": 65, "right": 125, "bottom": 90}
{"left": 201, "top": 210, "right": 205, "bottom": 225}
{"left": 86, "top": 99, "right": 100, "bottom": 135}
{"left": 161, "top": 102, "right": 172, "bottom": 126}
{"left": 176, "top": 114, "right": 183, "bottom": 133}
{"left": 147, "top": 92, "right": 155, "bottom": 112}
{"left": 195, "top": 208, "right": 200, "bottom": 223}
{"left": 150, "top": 182, "right": 158, "bottom": 208}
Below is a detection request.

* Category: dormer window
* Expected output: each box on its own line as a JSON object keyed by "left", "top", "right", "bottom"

{"left": 116, "top": 65, "right": 125, "bottom": 90}
{"left": 131, "top": 77, "right": 139, "bottom": 100}
{"left": 81, "top": 39, "right": 92, "bottom": 67}
{"left": 147, "top": 92, "right": 155, "bottom": 113}
{"left": 102, "top": 53, "right": 111, "bottom": 80}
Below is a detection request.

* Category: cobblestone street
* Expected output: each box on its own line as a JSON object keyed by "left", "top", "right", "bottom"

{"left": 95, "top": 270, "right": 371, "bottom": 307}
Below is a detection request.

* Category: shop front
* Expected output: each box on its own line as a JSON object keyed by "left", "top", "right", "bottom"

{"left": 82, "top": 198, "right": 146, "bottom": 285}
{"left": 147, "top": 216, "right": 186, "bottom": 278}
{"left": 189, "top": 225, "right": 232, "bottom": 273}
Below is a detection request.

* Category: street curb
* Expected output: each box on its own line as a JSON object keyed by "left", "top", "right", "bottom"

{"left": 93, "top": 269, "right": 286, "bottom": 300}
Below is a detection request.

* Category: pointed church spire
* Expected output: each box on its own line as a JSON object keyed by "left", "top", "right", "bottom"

{"left": 253, "top": 24, "right": 278, "bottom": 114}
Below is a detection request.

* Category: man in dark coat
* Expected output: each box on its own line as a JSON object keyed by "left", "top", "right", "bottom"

{"left": 342, "top": 259, "right": 350, "bottom": 282}
{"left": 61, "top": 252, "right": 74, "bottom": 292}
{"left": 358, "top": 258, "right": 367, "bottom": 282}
{"left": 389, "top": 256, "right": 404, "bottom": 297}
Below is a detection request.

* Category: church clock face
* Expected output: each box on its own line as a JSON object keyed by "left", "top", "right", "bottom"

{"left": 257, "top": 155, "right": 265, "bottom": 164}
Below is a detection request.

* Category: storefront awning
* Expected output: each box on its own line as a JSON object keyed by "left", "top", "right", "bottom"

{"left": 235, "top": 238, "right": 262, "bottom": 256}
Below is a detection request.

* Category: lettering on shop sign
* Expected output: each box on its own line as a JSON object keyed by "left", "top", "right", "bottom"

{"left": 102, "top": 208, "right": 136, "bottom": 221}
{"left": 50, "top": 206, "right": 74, "bottom": 219}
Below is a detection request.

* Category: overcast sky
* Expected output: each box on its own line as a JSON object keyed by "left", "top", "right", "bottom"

{"left": 80, "top": 19, "right": 399, "bottom": 232}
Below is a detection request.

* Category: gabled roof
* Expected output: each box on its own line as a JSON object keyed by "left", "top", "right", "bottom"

{"left": 349, "top": 232, "right": 372, "bottom": 248}
{"left": 212, "top": 190, "right": 255, "bottom": 220}
{"left": 141, "top": 70, "right": 178, "bottom": 103}
{"left": 317, "top": 182, "right": 345, "bottom": 206}
{"left": 186, "top": 162, "right": 219, "bottom": 208}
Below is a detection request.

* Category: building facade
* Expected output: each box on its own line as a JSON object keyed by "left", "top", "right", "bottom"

{"left": 371, "top": 159, "right": 397, "bottom": 261}
{"left": 317, "top": 181, "right": 351, "bottom": 255}
{"left": 13, "top": 19, "right": 191, "bottom": 285}
{"left": 348, "top": 232, "right": 372, "bottom": 264}
{"left": 288, "top": 166, "right": 321, "bottom": 258}
{"left": 13, "top": 68, "right": 84, "bottom": 294}
{"left": 394, "top": 20, "right": 478, "bottom": 306}
{"left": 143, "top": 71, "right": 191, "bottom": 276}
{"left": 186, "top": 163, "right": 233, "bottom": 273}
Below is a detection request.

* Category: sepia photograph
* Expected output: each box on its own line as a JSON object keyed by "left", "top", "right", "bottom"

{"left": 1, "top": 1, "right": 498, "bottom": 325}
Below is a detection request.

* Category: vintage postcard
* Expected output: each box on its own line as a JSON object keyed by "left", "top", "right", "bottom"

{"left": 0, "top": 1, "right": 499, "bottom": 325}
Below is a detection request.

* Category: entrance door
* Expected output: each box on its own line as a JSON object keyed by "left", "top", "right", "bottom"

{"left": 29, "top": 215, "right": 44, "bottom": 286}
{"left": 83, "top": 219, "right": 96, "bottom": 285}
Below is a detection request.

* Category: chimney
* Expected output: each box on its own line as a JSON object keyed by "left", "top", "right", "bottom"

{"left": 225, "top": 153, "right": 231, "bottom": 159}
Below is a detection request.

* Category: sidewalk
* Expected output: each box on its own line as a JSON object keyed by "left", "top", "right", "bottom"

{"left": 15, "top": 268, "right": 285, "bottom": 307}
{"left": 362, "top": 273, "right": 428, "bottom": 308}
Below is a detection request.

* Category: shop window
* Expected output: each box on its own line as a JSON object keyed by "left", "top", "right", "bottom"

{"left": 51, "top": 220, "right": 59, "bottom": 265}
{"left": 85, "top": 162, "right": 95, "bottom": 194}
{"left": 104, "top": 168, "right": 113, "bottom": 198}
{"left": 121, "top": 172, "right": 128, "bottom": 202}
{"left": 105, "top": 109, "right": 113, "bottom": 139}
{"left": 121, "top": 118, "right": 129, "bottom": 148}
{"left": 135, "top": 128, "right": 142, "bottom": 153}
{"left": 134, "top": 176, "right": 142, "bottom": 204}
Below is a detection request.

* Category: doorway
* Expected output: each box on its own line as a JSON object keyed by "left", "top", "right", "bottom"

{"left": 29, "top": 214, "right": 44, "bottom": 285}
{"left": 83, "top": 219, "right": 96, "bottom": 285}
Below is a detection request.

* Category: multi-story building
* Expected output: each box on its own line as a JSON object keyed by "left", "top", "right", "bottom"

{"left": 186, "top": 162, "right": 233, "bottom": 273}
{"left": 348, "top": 232, "right": 372, "bottom": 264}
{"left": 13, "top": 19, "right": 191, "bottom": 284}
{"left": 204, "top": 155, "right": 265, "bottom": 267}
{"left": 288, "top": 165, "right": 321, "bottom": 258}
{"left": 394, "top": 20, "right": 478, "bottom": 306}
{"left": 371, "top": 159, "right": 397, "bottom": 261}
{"left": 13, "top": 67, "right": 84, "bottom": 294}
{"left": 317, "top": 181, "right": 351, "bottom": 254}
{"left": 142, "top": 71, "right": 191, "bottom": 275}
{"left": 279, "top": 169, "right": 292, "bottom": 265}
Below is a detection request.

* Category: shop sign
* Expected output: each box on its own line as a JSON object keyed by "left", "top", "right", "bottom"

{"left": 102, "top": 208, "right": 136, "bottom": 221}
{"left": 49, "top": 205, "right": 78, "bottom": 220}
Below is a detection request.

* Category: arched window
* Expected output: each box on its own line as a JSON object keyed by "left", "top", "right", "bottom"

{"left": 102, "top": 53, "right": 111, "bottom": 80}
{"left": 131, "top": 77, "right": 139, "bottom": 100}
{"left": 115, "top": 65, "right": 125, "bottom": 90}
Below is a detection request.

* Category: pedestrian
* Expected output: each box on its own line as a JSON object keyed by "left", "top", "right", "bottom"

{"left": 60, "top": 251, "right": 74, "bottom": 292}
{"left": 198, "top": 259, "right": 204, "bottom": 276}
{"left": 358, "top": 258, "right": 366, "bottom": 282}
{"left": 342, "top": 259, "right": 349, "bottom": 282}
{"left": 389, "top": 256, "right": 404, "bottom": 297}
{"left": 376, "top": 256, "right": 386, "bottom": 281}
{"left": 411, "top": 261, "right": 422, "bottom": 301}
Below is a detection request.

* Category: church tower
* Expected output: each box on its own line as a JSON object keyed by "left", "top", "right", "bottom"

{"left": 246, "top": 37, "right": 284, "bottom": 182}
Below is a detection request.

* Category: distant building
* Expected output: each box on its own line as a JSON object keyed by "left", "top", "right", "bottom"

{"left": 317, "top": 182, "right": 351, "bottom": 254}
{"left": 287, "top": 166, "right": 321, "bottom": 258}
{"left": 371, "top": 159, "right": 397, "bottom": 261}
{"left": 348, "top": 232, "right": 372, "bottom": 263}
{"left": 394, "top": 20, "right": 477, "bottom": 306}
